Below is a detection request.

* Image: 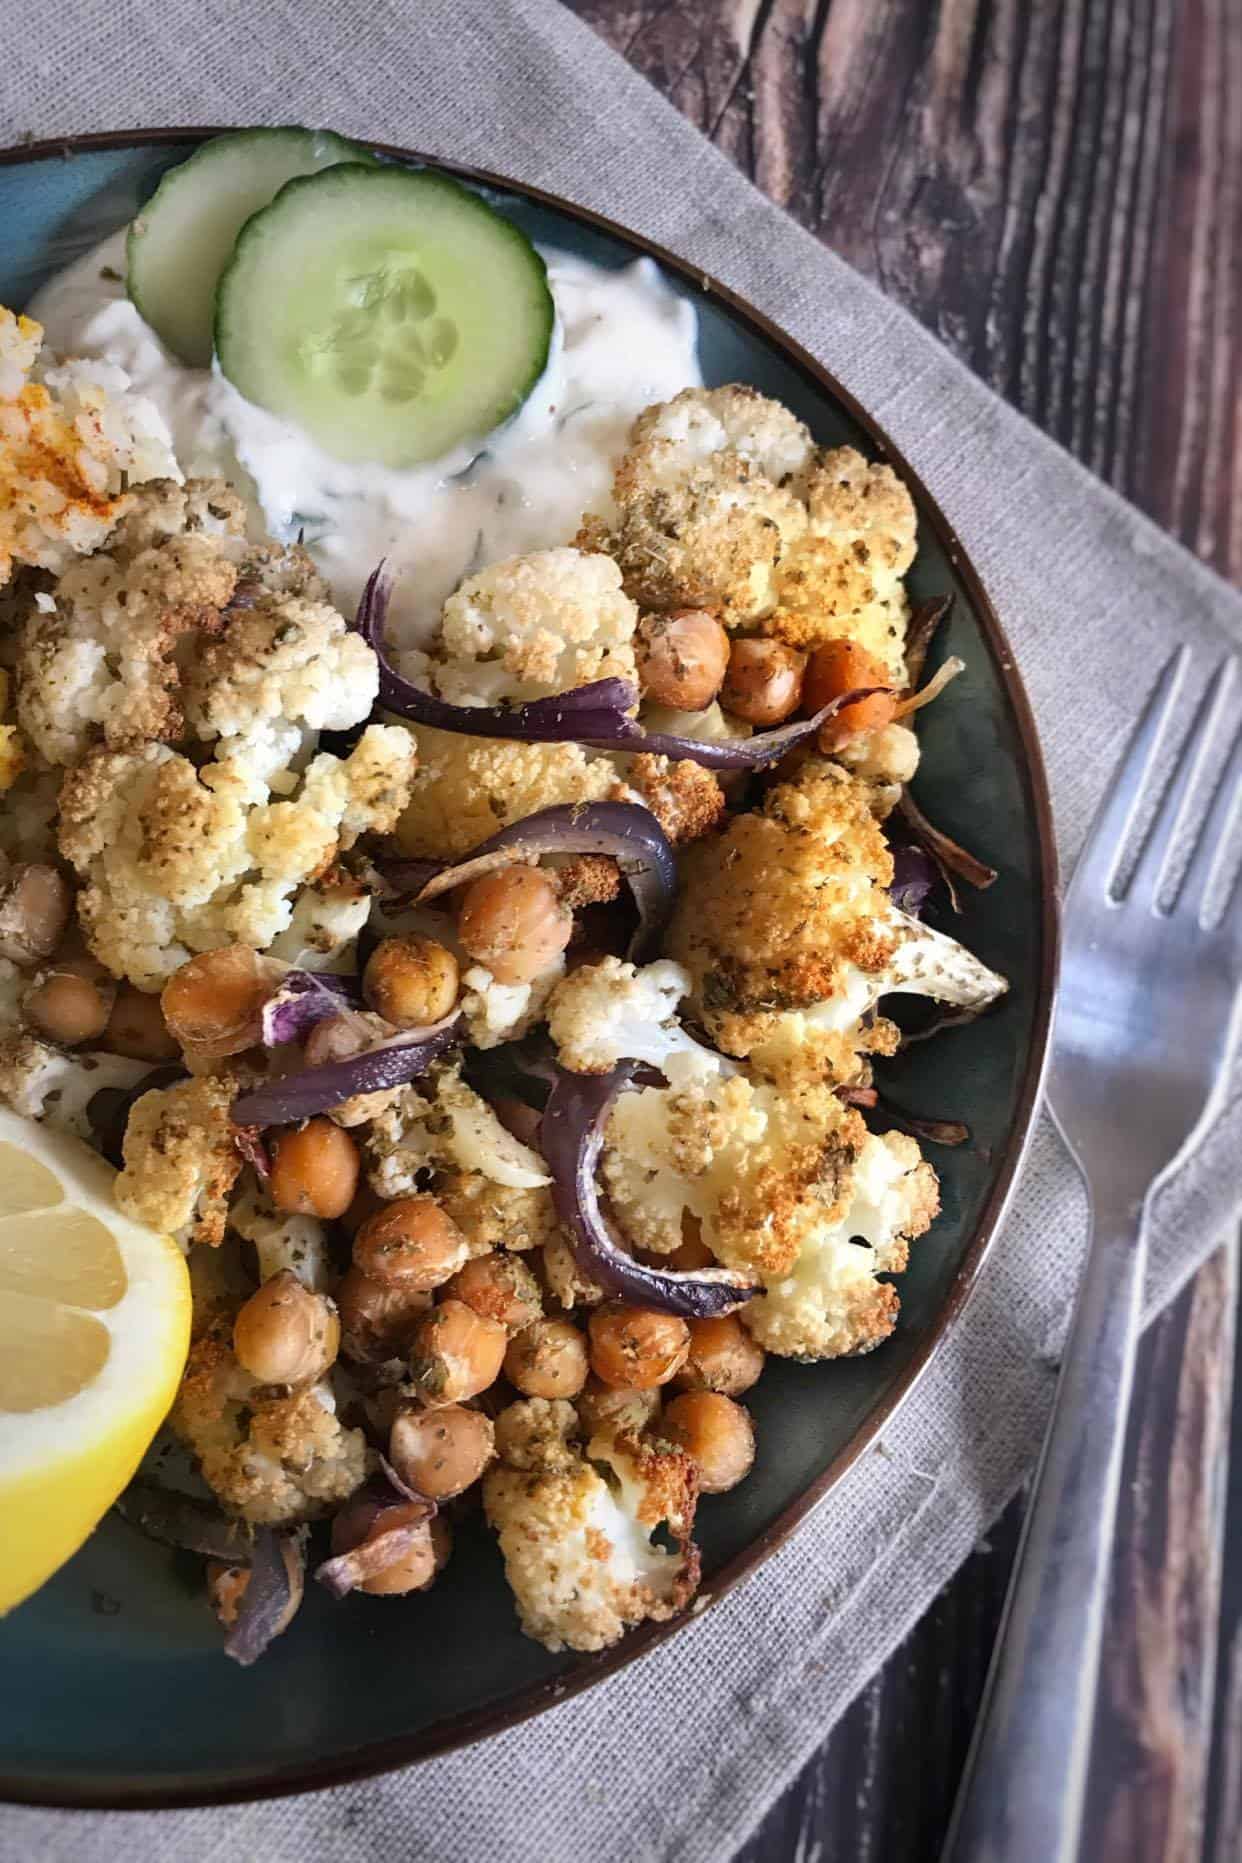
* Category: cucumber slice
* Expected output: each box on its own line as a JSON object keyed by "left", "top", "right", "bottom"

{"left": 214, "top": 164, "right": 554, "bottom": 470}
{"left": 127, "top": 128, "right": 376, "bottom": 367}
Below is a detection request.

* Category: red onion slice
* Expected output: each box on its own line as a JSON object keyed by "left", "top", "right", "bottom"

{"left": 541, "top": 1061, "right": 760, "bottom": 1318}
{"left": 357, "top": 564, "right": 887, "bottom": 770}
{"left": 231, "top": 1014, "right": 461, "bottom": 1128}
{"left": 409, "top": 802, "right": 676, "bottom": 961}
{"left": 223, "top": 1529, "right": 305, "bottom": 1667}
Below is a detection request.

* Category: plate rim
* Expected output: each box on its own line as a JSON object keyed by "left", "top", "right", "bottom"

{"left": 0, "top": 126, "right": 1060, "bottom": 1812}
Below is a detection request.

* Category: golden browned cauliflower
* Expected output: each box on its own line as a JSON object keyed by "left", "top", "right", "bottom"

{"left": 15, "top": 478, "right": 244, "bottom": 766}
{"left": 172, "top": 1326, "right": 368, "bottom": 1526}
{"left": 182, "top": 591, "right": 377, "bottom": 744}
{"left": 115, "top": 1073, "right": 242, "bottom": 1248}
{"left": 623, "top": 752, "right": 725, "bottom": 844}
{"left": 0, "top": 307, "right": 179, "bottom": 588}
{"left": 428, "top": 547, "right": 638, "bottom": 706}
{"left": 741, "top": 1130, "right": 939, "bottom": 1359}
{"left": 483, "top": 1398, "right": 700, "bottom": 1652}
{"left": 395, "top": 724, "right": 616, "bottom": 861}
{"left": 763, "top": 447, "right": 917, "bottom": 674}
{"left": 667, "top": 757, "right": 1005, "bottom": 1082}
{"left": 578, "top": 386, "right": 811, "bottom": 622}
{"left": 57, "top": 725, "right": 415, "bottom": 989}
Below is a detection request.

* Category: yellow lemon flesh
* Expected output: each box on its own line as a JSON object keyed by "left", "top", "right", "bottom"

{"left": 0, "top": 1107, "right": 190, "bottom": 1614}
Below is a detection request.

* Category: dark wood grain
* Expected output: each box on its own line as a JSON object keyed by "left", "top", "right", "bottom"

{"left": 565, "top": 3, "right": 1242, "bottom": 1857}
{"left": 570, "top": 0, "right": 1242, "bottom": 590}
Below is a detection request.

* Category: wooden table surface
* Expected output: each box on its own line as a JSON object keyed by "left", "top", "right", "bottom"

{"left": 565, "top": 4, "right": 1242, "bottom": 1858}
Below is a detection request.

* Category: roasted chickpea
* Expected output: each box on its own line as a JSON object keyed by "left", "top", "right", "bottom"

{"left": 803, "top": 638, "right": 896, "bottom": 749}
{"left": 635, "top": 609, "right": 730, "bottom": 711}
{"left": 662, "top": 1391, "right": 755, "bottom": 1493}
{"left": 22, "top": 968, "right": 112, "bottom": 1047}
{"left": 576, "top": 1376, "right": 662, "bottom": 1439}
{"left": 457, "top": 865, "right": 573, "bottom": 985}
{"left": 673, "top": 1314, "right": 765, "bottom": 1396}
{"left": 446, "top": 1252, "right": 543, "bottom": 1332}
{"left": 337, "top": 1266, "right": 432, "bottom": 1364}
{"left": 232, "top": 1269, "right": 340, "bottom": 1386}
{"left": 268, "top": 1117, "right": 360, "bottom": 1220}
{"left": 103, "top": 982, "right": 180, "bottom": 1061}
{"left": 0, "top": 862, "right": 71, "bottom": 965}
{"left": 330, "top": 1494, "right": 441, "bottom": 1597}
{"left": 720, "top": 639, "right": 806, "bottom": 726}
{"left": 588, "top": 1303, "right": 691, "bottom": 1390}
{"left": 504, "top": 1317, "right": 589, "bottom": 1399}
{"left": 408, "top": 1298, "right": 507, "bottom": 1405}
{"left": 354, "top": 1196, "right": 468, "bottom": 1290}
{"left": 363, "top": 934, "right": 459, "bottom": 1028}
{"left": 161, "top": 945, "right": 271, "bottom": 1058}
{"left": 388, "top": 1403, "right": 495, "bottom": 1499}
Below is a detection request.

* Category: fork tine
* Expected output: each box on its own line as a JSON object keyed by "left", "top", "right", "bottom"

{"left": 1176, "top": 677, "right": 1242, "bottom": 923}
{"left": 1071, "top": 645, "right": 1190, "bottom": 903}
{"left": 1129, "top": 657, "right": 1235, "bottom": 911}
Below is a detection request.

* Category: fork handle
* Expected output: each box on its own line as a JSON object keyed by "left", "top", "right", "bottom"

{"left": 941, "top": 1187, "right": 1148, "bottom": 1863}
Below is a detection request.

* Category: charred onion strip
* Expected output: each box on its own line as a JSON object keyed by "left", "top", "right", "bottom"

{"left": 231, "top": 1014, "right": 461, "bottom": 1128}
{"left": 896, "top": 790, "right": 998, "bottom": 907}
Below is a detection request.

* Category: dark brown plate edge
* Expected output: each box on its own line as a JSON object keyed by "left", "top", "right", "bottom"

{"left": 0, "top": 127, "right": 1060, "bottom": 1813}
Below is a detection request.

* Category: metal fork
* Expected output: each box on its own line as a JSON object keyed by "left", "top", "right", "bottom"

{"left": 944, "top": 646, "right": 1242, "bottom": 1863}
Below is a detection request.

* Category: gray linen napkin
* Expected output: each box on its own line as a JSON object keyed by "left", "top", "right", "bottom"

{"left": 4, "top": 2, "right": 1242, "bottom": 1858}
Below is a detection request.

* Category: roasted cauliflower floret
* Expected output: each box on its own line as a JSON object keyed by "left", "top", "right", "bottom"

{"left": 0, "top": 1028, "right": 147, "bottom": 1139}
{"left": 15, "top": 478, "right": 245, "bottom": 765}
{"left": 395, "top": 724, "right": 617, "bottom": 861}
{"left": 0, "top": 307, "right": 179, "bottom": 587}
{"left": 743, "top": 1130, "right": 939, "bottom": 1359}
{"left": 545, "top": 956, "right": 709, "bottom": 1075}
{"left": 429, "top": 547, "right": 638, "bottom": 707}
{"left": 484, "top": 1398, "right": 699, "bottom": 1652}
{"left": 623, "top": 753, "right": 725, "bottom": 844}
{"left": 764, "top": 447, "right": 917, "bottom": 672}
{"left": 228, "top": 1179, "right": 333, "bottom": 1291}
{"left": 115, "top": 1073, "right": 242, "bottom": 1248}
{"left": 172, "top": 1326, "right": 368, "bottom": 1526}
{"left": 578, "top": 385, "right": 811, "bottom": 622}
{"left": 266, "top": 869, "right": 372, "bottom": 969}
{"left": 58, "top": 725, "right": 415, "bottom": 988}
{"left": 183, "top": 594, "right": 378, "bottom": 744}
{"left": 602, "top": 1048, "right": 867, "bottom": 1278}
{"left": 366, "top": 1066, "right": 556, "bottom": 1254}
{"left": 667, "top": 757, "right": 1005, "bottom": 1082}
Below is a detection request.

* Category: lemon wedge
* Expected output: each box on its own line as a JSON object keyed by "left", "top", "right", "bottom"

{"left": 0, "top": 1106, "right": 191, "bottom": 1613}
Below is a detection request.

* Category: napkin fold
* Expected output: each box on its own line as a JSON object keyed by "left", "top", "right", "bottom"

{"left": 4, "top": 2, "right": 1242, "bottom": 1859}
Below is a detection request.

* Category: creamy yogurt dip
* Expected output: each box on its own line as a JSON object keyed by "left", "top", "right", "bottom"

{"left": 31, "top": 231, "right": 701, "bottom": 648}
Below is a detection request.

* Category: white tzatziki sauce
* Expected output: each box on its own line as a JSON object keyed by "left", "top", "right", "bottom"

{"left": 30, "top": 229, "right": 702, "bottom": 648}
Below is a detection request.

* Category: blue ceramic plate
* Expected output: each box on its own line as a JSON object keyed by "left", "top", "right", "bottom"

{"left": 0, "top": 132, "right": 1057, "bottom": 1809}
